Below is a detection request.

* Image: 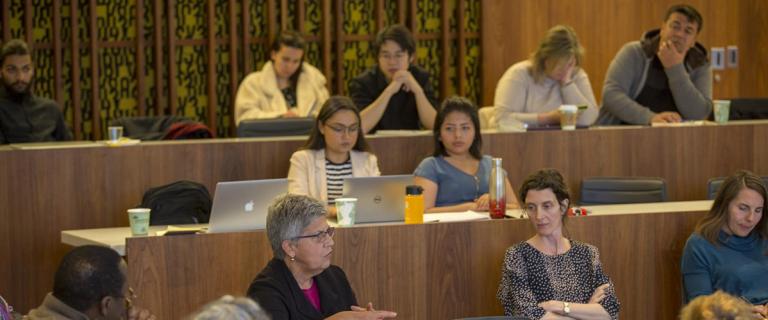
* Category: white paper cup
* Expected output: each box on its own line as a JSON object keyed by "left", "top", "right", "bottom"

{"left": 335, "top": 198, "right": 357, "bottom": 227}
{"left": 128, "top": 208, "right": 151, "bottom": 236}
{"left": 713, "top": 100, "right": 731, "bottom": 124}
{"left": 559, "top": 105, "right": 578, "bottom": 130}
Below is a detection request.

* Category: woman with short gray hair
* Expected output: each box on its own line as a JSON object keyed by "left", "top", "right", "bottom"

{"left": 247, "top": 194, "right": 396, "bottom": 320}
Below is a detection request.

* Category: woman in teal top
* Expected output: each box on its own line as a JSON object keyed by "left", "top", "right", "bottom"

{"left": 681, "top": 170, "right": 768, "bottom": 318}
{"left": 413, "top": 96, "right": 518, "bottom": 213}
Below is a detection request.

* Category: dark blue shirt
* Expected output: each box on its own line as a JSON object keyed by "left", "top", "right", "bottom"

{"left": 681, "top": 231, "right": 768, "bottom": 304}
{"left": 414, "top": 155, "right": 491, "bottom": 207}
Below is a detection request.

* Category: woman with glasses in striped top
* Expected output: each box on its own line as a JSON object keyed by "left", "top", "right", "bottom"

{"left": 287, "top": 96, "right": 381, "bottom": 217}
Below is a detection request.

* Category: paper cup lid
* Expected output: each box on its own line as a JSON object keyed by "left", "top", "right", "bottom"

{"left": 559, "top": 105, "right": 577, "bottom": 112}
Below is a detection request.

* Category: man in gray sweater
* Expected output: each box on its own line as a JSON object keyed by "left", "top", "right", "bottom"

{"left": 597, "top": 4, "right": 711, "bottom": 125}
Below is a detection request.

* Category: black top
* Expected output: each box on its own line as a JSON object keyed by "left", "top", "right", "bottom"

{"left": 0, "top": 86, "right": 72, "bottom": 144}
{"left": 281, "top": 86, "right": 298, "bottom": 109}
{"left": 497, "top": 240, "right": 620, "bottom": 319}
{"left": 247, "top": 258, "right": 358, "bottom": 320}
{"left": 634, "top": 55, "right": 678, "bottom": 116}
{"left": 348, "top": 65, "right": 438, "bottom": 132}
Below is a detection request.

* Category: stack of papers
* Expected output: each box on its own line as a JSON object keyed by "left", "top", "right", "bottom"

{"left": 424, "top": 211, "right": 491, "bottom": 223}
{"left": 104, "top": 138, "right": 141, "bottom": 147}
{"left": 155, "top": 225, "right": 207, "bottom": 236}
{"left": 651, "top": 120, "right": 714, "bottom": 127}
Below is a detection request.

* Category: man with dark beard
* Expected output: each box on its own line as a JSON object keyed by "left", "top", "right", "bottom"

{"left": 0, "top": 39, "right": 71, "bottom": 144}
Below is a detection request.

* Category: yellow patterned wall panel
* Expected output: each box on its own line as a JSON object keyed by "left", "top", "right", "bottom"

{"left": 3, "top": 0, "right": 482, "bottom": 138}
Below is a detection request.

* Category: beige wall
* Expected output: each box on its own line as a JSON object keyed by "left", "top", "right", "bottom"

{"left": 481, "top": 0, "right": 767, "bottom": 106}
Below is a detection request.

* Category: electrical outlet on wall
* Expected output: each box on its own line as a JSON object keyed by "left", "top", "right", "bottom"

{"left": 711, "top": 47, "right": 725, "bottom": 70}
{"left": 727, "top": 46, "right": 738, "bottom": 68}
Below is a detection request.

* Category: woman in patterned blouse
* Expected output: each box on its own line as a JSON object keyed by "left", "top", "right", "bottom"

{"left": 497, "top": 169, "right": 620, "bottom": 319}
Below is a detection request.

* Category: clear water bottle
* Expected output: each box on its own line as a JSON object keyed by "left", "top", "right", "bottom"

{"left": 489, "top": 157, "right": 506, "bottom": 219}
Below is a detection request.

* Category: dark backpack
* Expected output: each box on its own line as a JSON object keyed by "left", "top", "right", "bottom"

{"left": 140, "top": 180, "right": 212, "bottom": 225}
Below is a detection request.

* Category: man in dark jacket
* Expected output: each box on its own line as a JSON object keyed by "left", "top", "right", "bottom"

{"left": 0, "top": 39, "right": 72, "bottom": 144}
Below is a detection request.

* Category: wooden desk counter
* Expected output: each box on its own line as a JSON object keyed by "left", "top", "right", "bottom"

{"left": 126, "top": 208, "right": 707, "bottom": 319}
{"left": 2, "top": 122, "right": 766, "bottom": 312}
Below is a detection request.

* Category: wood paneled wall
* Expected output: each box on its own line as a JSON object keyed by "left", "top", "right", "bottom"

{"left": 481, "top": 0, "right": 767, "bottom": 107}
{"left": 127, "top": 210, "right": 707, "bottom": 319}
{"left": 3, "top": 122, "right": 768, "bottom": 313}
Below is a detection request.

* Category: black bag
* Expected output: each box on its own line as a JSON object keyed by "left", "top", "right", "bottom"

{"left": 140, "top": 180, "right": 212, "bottom": 225}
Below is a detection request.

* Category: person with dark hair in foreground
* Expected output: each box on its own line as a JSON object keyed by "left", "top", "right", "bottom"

{"left": 348, "top": 24, "right": 438, "bottom": 133}
{"left": 247, "top": 194, "right": 396, "bottom": 320}
{"left": 497, "top": 169, "right": 619, "bottom": 319}
{"left": 681, "top": 170, "right": 768, "bottom": 318}
{"left": 26, "top": 245, "right": 155, "bottom": 320}
{"left": 0, "top": 39, "right": 72, "bottom": 144}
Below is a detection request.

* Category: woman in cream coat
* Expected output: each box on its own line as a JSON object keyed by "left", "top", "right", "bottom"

{"left": 235, "top": 30, "right": 329, "bottom": 123}
{"left": 288, "top": 96, "right": 380, "bottom": 216}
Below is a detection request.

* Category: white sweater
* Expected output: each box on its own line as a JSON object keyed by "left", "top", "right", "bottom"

{"left": 235, "top": 61, "right": 329, "bottom": 124}
{"left": 492, "top": 60, "right": 598, "bottom": 127}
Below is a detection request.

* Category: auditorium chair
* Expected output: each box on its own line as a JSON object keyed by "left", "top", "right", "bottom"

{"left": 580, "top": 176, "right": 668, "bottom": 205}
{"left": 237, "top": 117, "right": 315, "bottom": 137}
{"left": 707, "top": 175, "right": 768, "bottom": 199}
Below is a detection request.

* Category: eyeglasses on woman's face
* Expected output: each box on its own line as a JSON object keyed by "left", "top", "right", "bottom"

{"left": 292, "top": 227, "right": 335, "bottom": 243}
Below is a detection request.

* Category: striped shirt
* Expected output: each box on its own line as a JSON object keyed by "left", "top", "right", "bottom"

{"left": 326, "top": 159, "right": 353, "bottom": 204}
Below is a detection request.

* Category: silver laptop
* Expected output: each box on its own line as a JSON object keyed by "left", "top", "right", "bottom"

{"left": 208, "top": 179, "right": 288, "bottom": 233}
{"left": 341, "top": 175, "right": 413, "bottom": 224}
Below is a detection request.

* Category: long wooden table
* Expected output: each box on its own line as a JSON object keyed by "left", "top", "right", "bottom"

{"left": 124, "top": 204, "right": 708, "bottom": 319}
{"left": 3, "top": 121, "right": 768, "bottom": 313}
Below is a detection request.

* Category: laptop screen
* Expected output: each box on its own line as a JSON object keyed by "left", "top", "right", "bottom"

{"left": 208, "top": 179, "right": 288, "bottom": 233}
{"left": 341, "top": 175, "right": 414, "bottom": 224}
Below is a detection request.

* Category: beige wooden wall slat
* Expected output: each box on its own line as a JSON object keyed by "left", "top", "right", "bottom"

{"left": 481, "top": 0, "right": 764, "bottom": 107}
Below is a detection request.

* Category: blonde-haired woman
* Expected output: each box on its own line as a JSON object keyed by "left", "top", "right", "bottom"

{"left": 679, "top": 291, "right": 755, "bottom": 320}
{"left": 492, "top": 25, "right": 598, "bottom": 127}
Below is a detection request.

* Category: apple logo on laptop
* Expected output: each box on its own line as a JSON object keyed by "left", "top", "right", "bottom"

{"left": 244, "top": 200, "right": 255, "bottom": 212}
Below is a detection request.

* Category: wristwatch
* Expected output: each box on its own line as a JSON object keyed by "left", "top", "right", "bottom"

{"left": 563, "top": 302, "right": 571, "bottom": 315}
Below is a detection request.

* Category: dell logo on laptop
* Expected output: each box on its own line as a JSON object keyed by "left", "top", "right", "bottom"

{"left": 373, "top": 195, "right": 382, "bottom": 203}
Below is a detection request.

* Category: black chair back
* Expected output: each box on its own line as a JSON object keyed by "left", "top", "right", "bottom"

{"left": 707, "top": 175, "right": 768, "bottom": 199}
{"left": 237, "top": 118, "right": 315, "bottom": 137}
{"left": 580, "top": 176, "right": 667, "bottom": 205}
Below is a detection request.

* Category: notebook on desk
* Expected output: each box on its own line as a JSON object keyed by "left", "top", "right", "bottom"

{"left": 207, "top": 179, "right": 288, "bottom": 233}
{"left": 341, "top": 175, "right": 413, "bottom": 224}
{"left": 9, "top": 141, "right": 101, "bottom": 150}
